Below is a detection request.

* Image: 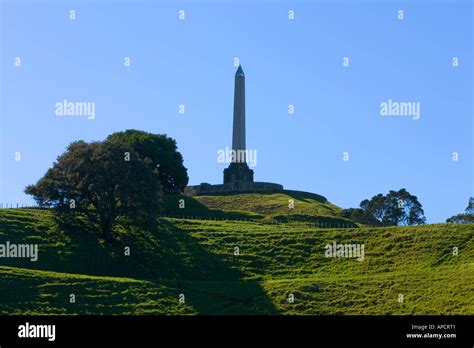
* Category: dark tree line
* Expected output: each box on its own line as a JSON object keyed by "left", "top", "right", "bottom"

{"left": 341, "top": 189, "right": 426, "bottom": 226}
{"left": 25, "top": 130, "right": 188, "bottom": 240}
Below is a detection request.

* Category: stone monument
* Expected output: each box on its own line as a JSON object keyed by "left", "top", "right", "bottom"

{"left": 187, "top": 65, "right": 286, "bottom": 195}
{"left": 223, "top": 65, "right": 254, "bottom": 185}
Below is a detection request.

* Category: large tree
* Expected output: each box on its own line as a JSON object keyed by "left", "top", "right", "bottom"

{"left": 25, "top": 139, "right": 162, "bottom": 239}
{"left": 386, "top": 189, "right": 426, "bottom": 226}
{"left": 343, "top": 189, "right": 426, "bottom": 226}
{"left": 106, "top": 130, "right": 189, "bottom": 192}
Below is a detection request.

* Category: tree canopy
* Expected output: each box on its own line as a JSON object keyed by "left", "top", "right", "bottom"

{"left": 25, "top": 138, "right": 163, "bottom": 239}
{"left": 106, "top": 130, "right": 189, "bottom": 192}
{"left": 342, "top": 189, "right": 426, "bottom": 226}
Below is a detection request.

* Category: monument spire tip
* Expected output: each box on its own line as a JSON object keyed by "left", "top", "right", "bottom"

{"left": 236, "top": 65, "right": 244, "bottom": 76}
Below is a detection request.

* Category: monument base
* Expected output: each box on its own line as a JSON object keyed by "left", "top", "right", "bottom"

{"left": 186, "top": 181, "right": 283, "bottom": 196}
{"left": 185, "top": 183, "right": 328, "bottom": 203}
{"left": 223, "top": 162, "right": 254, "bottom": 184}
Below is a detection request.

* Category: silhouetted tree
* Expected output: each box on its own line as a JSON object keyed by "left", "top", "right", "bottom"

{"left": 25, "top": 139, "right": 162, "bottom": 239}
{"left": 107, "top": 130, "right": 189, "bottom": 192}
{"left": 343, "top": 189, "right": 425, "bottom": 226}
{"left": 387, "top": 189, "right": 426, "bottom": 226}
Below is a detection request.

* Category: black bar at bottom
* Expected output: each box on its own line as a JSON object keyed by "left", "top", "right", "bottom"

{"left": 0, "top": 315, "right": 473, "bottom": 346}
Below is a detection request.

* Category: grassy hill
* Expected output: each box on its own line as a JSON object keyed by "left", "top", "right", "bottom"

{"left": 0, "top": 266, "right": 193, "bottom": 315}
{"left": 0, "top": 208, "right": 473, "bottom": 315}
{"left": 163, "top": 193, "right": 357, "bottom": 226}
{"left": 193, "top": 192, "right": 339, "bottom": 217}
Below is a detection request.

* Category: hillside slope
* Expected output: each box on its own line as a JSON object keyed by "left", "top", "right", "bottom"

{"left": 164, "top": 193, "right": 357, "bottom": 226}
{"left": 0, "top": 208, "right": 473, "bottom": 315}
{"left": 193, "top": 192, "right": 342, "bottom": 217}
{"left": 0, "top": 266, "right": 193, "bottom": 315}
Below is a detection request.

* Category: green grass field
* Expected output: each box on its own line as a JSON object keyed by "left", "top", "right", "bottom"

{"left": 193, "top": 192, "right": 340, "bottom": 218}
{"left": 164, "top": 193, "right": 357, "bottom": 226}
{"left": 0, "top": 199, "right": 473, "bottom": 315}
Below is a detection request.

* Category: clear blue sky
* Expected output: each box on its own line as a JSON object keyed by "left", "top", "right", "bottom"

{"left": 1, "top": 0, "right": 472, "bottom": 223}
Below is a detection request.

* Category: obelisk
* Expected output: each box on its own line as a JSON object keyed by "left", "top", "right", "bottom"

{"left": 232, "top": 65, "right": 246, "bottom": 163}
{"left": 223, "top": 65, "right": 254, "bottom": 185}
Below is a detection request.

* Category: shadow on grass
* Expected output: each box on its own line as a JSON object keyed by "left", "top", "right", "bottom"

{"left": 133, "top": 218, "right": 280, "bottom": 315}
{"left": 51, "top": 212, "right": 279, "bottom": 314}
